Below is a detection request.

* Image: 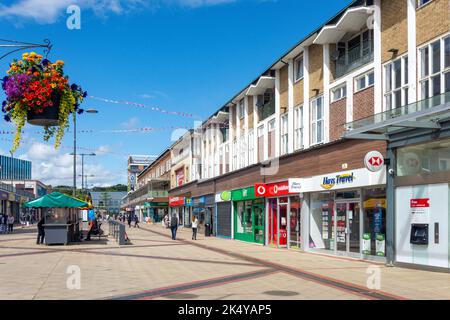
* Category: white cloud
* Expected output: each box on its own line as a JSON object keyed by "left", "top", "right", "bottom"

{"left": 19, "top": 141, "right": 125, "bottom": 187}
{"left": 120, "top": 116, "right": 140, "bottom": 129}
{"left": 0, "top": 0, "right": 237, "bottom": 24}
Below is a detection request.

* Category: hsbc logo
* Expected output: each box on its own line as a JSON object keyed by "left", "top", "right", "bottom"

{"left": 368, "top": 156, "right": 383, "bottom": 166}
{"left": 364, "top": 151, "right": 384, "bottom": 172}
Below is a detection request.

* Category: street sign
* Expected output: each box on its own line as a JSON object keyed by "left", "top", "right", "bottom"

{"left": 364, "top": 151, "right": 384, "bottom": 172}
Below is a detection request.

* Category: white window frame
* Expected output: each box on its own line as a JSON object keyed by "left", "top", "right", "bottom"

{"left": 238, "top": 99, "right": 245, "bottom": 119}
{"left": 310, "top": 96, "right": 324, "bottom": 146}
{"left": 280, "top": 113, "right": 289, "bottom": 156}
{"left": 417, "top": 0, "right": 432, "bottom": 9}
{"left": 248, "top": 130, "right": 255, "bottom": 165}
{"left": 294, "top": 105, "right": 303, "bottom": 151}
{"left": 331, "top": 84, "right": 347, "bottom": 103}
{"left": 419, "top": 34, "right": 450, "bottom": 100}
{"left": 239, "top": 135, "right": 247, "bottom": 169}
{"left": 384, "top": 55, "right": 409, "bottom": 110}
{"left": 267, "top": 118, "right": 276, "bottom": 159}
{"left": 294, "top": 55, "right": 304, "bottom": 82}
{"left": 354, "top": 70, "right": 375, "bottom": 93}
{"left": 232, "top": 139, "right": 238, "bottom": 171}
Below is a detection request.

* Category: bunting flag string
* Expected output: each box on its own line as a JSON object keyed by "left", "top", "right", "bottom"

{"left": 0, "top": 124, "right": 229, "bottom": 135}
{"left": 89, "top": 96, "right": 202, "bottom": 119}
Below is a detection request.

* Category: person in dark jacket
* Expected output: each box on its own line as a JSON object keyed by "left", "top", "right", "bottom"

{"left": 127, "top": 214, "right": 132, "bottom": 228}
{"left": 170, "top": 214, "right": 178, "bottom": 240}
{"left": 134, "top": 214, "right": 140, "bottom": 228}
{"left": 36, "top": 217, "right": 45, "bottom": 245}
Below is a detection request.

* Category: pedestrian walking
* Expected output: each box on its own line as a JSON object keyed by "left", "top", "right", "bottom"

{"left": 127, "top": 214, "right": 132, "bottom": 228}
{"left": 192, "top": 216, "right": 199, "bottom": 240}
{"left": 164, "top": 214, "right": 170, "bottom": 229}
{"left": 170, "top": 214, "right": 178, "bottom": 240}
{"left": 0, "top": 214, "right": 6, "bottom": 234}
{"left": 36, "top": 217, "right": 45, "bottom": 245}
{"left": 134, "top": 214, "right": 140, "bottom": 228}
{"left": 7, "top": 214, "right": 14, "bottom": 234}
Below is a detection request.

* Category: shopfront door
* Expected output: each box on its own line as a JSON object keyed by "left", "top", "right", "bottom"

{"left": 335, "top": 202, "right": 360, "bottom": 254}
{"left": 289, "top": 197, "right": 301, "bottom": 249}
{"left": 253, "top": 202, "right": 265, "bottom": 244}
{"left": 278, "top": 199, "right": 288, "bottom": 248}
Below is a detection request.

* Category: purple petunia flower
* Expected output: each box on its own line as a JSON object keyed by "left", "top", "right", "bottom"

{"left": 4, "top": 115, "right": 11, "bottom": 122}
{"left": 3, "top": 74, "right": 31, "bottom": 101}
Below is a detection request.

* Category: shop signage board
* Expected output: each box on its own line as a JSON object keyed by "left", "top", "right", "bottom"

{"left": 255, "top": 181, "right": 291, "bottom": 197}
{"left": 288, "top": 179, "right": 304, "bottom": 193}
{"left": 193, "top": 196, "right": 206, "bottom": 206}
{"left": 215, "top": 191, "right": 231, "bottom": 202}
{"left": 364, "top": 151, "right": 385, "bottom": 172}
{"left": 145, "top": 202, "right": 169, "bottom": 208}
{"left": 410, "top": 198, "right": 430, "bottom": 224}
{"left": 231, "top": 187, "right": 259, "bottom": 201}
{"left": 362, "top": 233, "right": 371, "bottom": 255}
{"left": 169, "top": 197, "right": 185, "bottom": 207}
{"left": 310, "top": 168, "right": 386, "bottom": 192}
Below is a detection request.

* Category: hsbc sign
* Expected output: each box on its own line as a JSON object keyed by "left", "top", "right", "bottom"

{"left": 364, "top": 151, "right": 385, "bottom": 173}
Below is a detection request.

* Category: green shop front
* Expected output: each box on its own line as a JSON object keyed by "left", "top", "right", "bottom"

{"left": 231, "top": 187, "right": 265, "bottom": 244}
{"left": 144, "top": 201, "right": 168, "bottom": 223}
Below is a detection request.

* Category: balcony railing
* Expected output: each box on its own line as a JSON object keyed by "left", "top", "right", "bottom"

{"left": 344, "top": 92, "right": 450, "bottom": 134}
{"left": 0, "top": 182, "right": 34, "bottom": 199}
{"left": 258, "top": 99, "right": 275, "bottom": 122}
{"left": 148, "top": 190, "right": 168, "bottom": 199}
{"left": 335, "top": 44, "right": 374, "bottom": 78}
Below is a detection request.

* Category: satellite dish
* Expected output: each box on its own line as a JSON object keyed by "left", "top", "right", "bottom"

{"left": 331, "top": 50, "right": 340, "bottom": 61}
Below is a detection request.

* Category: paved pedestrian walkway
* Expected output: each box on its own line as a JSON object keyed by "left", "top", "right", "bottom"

{"left": 0, "top": 223, "right": 448, "bottom": 300}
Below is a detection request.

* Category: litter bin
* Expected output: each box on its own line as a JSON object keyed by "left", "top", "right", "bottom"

{"left": 205, "top": 223, "right": 211, "bottom": 237}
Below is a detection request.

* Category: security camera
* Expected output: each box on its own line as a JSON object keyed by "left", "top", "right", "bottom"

{"left": 388, "top": 168, "right": 395, "bottom": 176}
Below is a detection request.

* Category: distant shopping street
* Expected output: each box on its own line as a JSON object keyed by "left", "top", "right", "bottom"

{"left": 0, "top": 223, "right": 449, "bottom": 300}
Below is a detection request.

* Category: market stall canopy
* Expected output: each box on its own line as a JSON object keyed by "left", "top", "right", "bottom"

{"left": 23, "top": 192, "right": 89, "bottom": 208}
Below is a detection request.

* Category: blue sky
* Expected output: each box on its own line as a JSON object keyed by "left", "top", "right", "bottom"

{"left": 0, "top": 0, "right": 351, "bottom": 187}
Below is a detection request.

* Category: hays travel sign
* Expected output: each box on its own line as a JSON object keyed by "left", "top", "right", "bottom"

{"left": 321, "top": 173, "right": 355, "bottom": 190}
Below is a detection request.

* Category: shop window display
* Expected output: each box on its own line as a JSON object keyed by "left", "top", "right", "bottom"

{"left": 363, "top": 188, "right": 387, "bottom": 257}
{"left": 310, "top": 192, "right": 335, "bottom": 250}
{"left": 289, "top": 196, "right": 302, "bottom": 249}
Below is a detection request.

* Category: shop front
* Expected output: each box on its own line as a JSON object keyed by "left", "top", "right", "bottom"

{"left": 303, "top": 168, "right": 387, "bottom": 260}
{"left": 169, "top": 196, "right": 193, "bottom": 227}
{"left": 215, "top": 191, "right": 232, "bottom": 239}
{"left": 231, "top": 187, "right": 265, "bottom": 244}
{"left": 255, "top": 181, "right": 302, "bottom": 249}
{"left": 192, "top": 194, "right": 215, "bottom": 237}
{"left": 144, "top": 202, "right": 168, "bottom": 223}
{"left": 392, "top": 137, "right": 450, "bottom": 270}
{"left": 342, "top": 92, "right": 450, "bottom": 270}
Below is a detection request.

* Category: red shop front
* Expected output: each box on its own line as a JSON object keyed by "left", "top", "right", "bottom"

{"left": 255, "top": 181, "right": 302, "bottom": 249}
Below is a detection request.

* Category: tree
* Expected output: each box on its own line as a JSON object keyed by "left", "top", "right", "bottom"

{"left": 99, "top": 192, "right": 112, "bottom": 214}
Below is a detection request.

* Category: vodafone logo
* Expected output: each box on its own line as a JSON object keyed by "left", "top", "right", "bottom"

{"left": 364, "top": 151, "right": 384, "bottom": 172}
{"left": 256, "top": 185, "right": 266, "bottom": 196}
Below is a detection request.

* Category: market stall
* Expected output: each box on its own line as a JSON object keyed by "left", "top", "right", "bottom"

{"left": 23, "top": 192, "right": 89, "bottom": 245}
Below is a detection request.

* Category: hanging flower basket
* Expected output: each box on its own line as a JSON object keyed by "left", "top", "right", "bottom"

{"left": 26, "top": 91, "right": 61, "bottom": 126}
{"left": 1, "top": 52, "right": 87, "bottom": 152}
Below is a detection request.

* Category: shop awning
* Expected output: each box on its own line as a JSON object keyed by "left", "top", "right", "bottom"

{"left": 23, "top": 192, "right": 89, "bottom": 208}
{"left": 342, "top": 93, "right": 450, "bottom": 141}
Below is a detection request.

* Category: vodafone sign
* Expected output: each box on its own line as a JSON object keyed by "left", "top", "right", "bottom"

{"left": 255, "top": 181, "right": 291, "bottom": 197}
{"left": 364, "top": 151, "right": 385, "bottom": 172}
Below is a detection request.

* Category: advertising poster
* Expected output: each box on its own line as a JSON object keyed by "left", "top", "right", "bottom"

{"left": 410, "top": 198, "right": 430, "bottom": 224}
{"left": 362, "top": 233, "right": 371, "bottom": 255}
{"left": 376, "top": 233, "right": 386, "bottom": 257}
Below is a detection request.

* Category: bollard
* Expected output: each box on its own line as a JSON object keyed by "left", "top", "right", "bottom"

{"left": 118, "top": 223, "right": 126, "bottom": 245}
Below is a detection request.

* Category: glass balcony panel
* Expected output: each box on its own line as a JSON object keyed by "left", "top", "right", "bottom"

{"left": 335, "top": 41, "right": 374, "bottom": 78}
